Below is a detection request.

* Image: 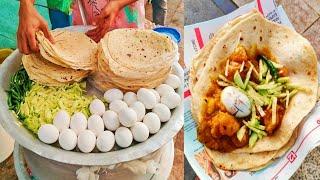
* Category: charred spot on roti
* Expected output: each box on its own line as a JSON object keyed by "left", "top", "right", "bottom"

{"left": 127, "top": 54, "right": 131, "bottom": 57}
{"left": 223, "top": 45, "right": 227, "bottom": 49}
{"left": 260, "top": 36, "right": 263, "bottom": 41}
{"left": 253, "top": 26, "right": 256, "bottom": 30}
{"left": 240, "top": 37, "right": 243, "bottom": 41}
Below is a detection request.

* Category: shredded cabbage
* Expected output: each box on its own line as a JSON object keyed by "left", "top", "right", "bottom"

{"left": 19, "top": 82, "right": 94, "bottom": 134}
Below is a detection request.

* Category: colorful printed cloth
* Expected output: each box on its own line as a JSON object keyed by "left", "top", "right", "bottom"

{"left": 72, "top": 0, "right": 145, "bottom": 29}
{"left": 47, "top": 0, "right": 73, "bottom": 15}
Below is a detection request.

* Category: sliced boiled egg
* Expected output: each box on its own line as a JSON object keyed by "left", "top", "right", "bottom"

{"left": 220, "top": 86, "right": 251, "bottom": 118}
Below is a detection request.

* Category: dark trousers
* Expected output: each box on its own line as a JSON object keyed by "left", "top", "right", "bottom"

{"left": 151, "top": 0, "right": 167, "bottom": 25}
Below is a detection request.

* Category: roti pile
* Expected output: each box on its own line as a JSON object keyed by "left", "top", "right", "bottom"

{"left": 22, "top": 30, "right": 97, "bottom": 86}
{"left": 90, "top": 28, "right": 179, "bottom": 92}
{"left": 189, "top": 10, "right": 318, "bottom": 171}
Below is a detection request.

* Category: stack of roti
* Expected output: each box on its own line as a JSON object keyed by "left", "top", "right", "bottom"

{"left": 189, "top": 10, "right": 318, "bottom": 171}
{"left": 22, "top": 30, "right": 97, "bottom": 86}
{"left": 90, "top": 28, "right": 179, "bottom": 92}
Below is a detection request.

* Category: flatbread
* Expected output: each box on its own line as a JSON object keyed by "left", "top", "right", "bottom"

{"left": 206, "top": 128, "right": 298, "bottom": 171}
{"left": 36, "top": 30, "right": 97, "bottom": 70}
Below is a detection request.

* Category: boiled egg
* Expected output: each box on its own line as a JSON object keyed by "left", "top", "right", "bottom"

{"left": 115, "top": 127, "right": 133, "bottom": 148}
{"left": 119, "top": 107, "right": 137, "bottom": 127}
{"left": 58, "top": 129, "right": 77, "bottom": 151}
{"left": 156, "top": 84, "right": 175, "bottom": 97}
{"left": 88, "top": 114, "right": 104, "bottom": 136}
{"left": 77, "top": 130, "right": 96, "bottom": 153}
{"left": 102, "top": 110, "right": 120, "bottom": 131}
{"left": 143, "top": 112, "right": 161, "bottom": 134}
{"left": 137, "top": 88, "right": 156, "bottom": 109}
{"left": 165, "top": 74, "right": 181, "bottom": 89}
{"left": 161, "top": 92, "right": 181, "bottom": 109}
{"left": 123, "top": 92, "right": 137, "bottom": 106}
{"left": 152, "top": 103, "right": 171, "bottom": 122}
{"left": 70, "top": 112, "right": 87, "bottom": 135}
{"left": 89, "top": 99, "right": 105, "bottom": 116}
{"left": 130, "top": 101, "right": 146, "bottom": 122}
{"left": 96, "top": 131, "right": 115, "bottom": 152}
{"left": 104, "top": 88, "right": 123, "bottom": 103}
{"left": 131, "top": 122, "right": 149, "bottom": 142}
{"left": 38, "top": 124, "right": 59, "bottom": 144}
{"left": 109, "top": 100, "right": 128, "bottom": 114}
{"left": 53, "top": 110, "right": 70, "bottom": 132}
{"left": 220, "top": 86, "right": 251, "bottom": 118}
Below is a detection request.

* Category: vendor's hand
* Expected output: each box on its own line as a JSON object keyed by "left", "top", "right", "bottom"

{"left": 17, "top": 2, "right": 54, "bottom": 54}
{"left": 86, "top": 0, "right": 121, "bottom": 42}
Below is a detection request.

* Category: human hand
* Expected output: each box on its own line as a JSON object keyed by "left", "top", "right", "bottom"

{"left": 17, "top": 2, "right": 54, "bottom": 54}
{"left": 86, "top": 0, "right": 122, "bottom": 42}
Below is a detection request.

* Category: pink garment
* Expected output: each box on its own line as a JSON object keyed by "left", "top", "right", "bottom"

{"left": 72, "top": 0, "right": 145, "bottom": 29}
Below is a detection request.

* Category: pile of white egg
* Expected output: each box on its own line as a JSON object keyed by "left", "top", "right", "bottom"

{"left": 37, "top": 74, "right": 181, "bottom": 153}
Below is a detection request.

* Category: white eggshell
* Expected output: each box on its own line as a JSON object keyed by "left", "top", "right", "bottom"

{"left": 89, "top": 99, "right": 105, "bottom": 116}
{"left": 104, "top": 89, "right": 123, "bottom": 103}
{"left": 88, "top": 114, "right": 104, "bottom": 136}
{"left": 109, "top": 100, "right": 128, "bottom": 113}
{"left": 152, "top": 103, "right": 171, "bottom": 122}
{"left": 137, "top": 88, "right": 157, "bottom": 109}
{"left": 53, "top": 110, "right": 70, "bottom": 132}
{"left": 161, "top": 92, "right": 181, "bottom": 109}
{"left": 123, "top": 92, "right": 137, "bottom": 106}
{"left": 102, "top": 110, "right": 120, "bottom": 131}
{"left": 220, "top": 86, "right": 251, "bottom": 118}
{"left": 77, "top": 130, "right": 96, "bottom": 153}
{"left": 70, "top": 112, "right": 87, "bottom": 135}
{"left": 131, "top": 122, "right": 149, "bottom": 142}
{"left": 156, "top": 84, "right": 175, "bottom": 97}
{"left": 119, "top": 108, "right": 137, "bottom": 127}
{"left": 130, "top": 101, "right": 146, "bottom": 122}
{"left": 149, "top": 89, "right": 160, "bottom": 103}
{"left": 59, "top": 129, "right": 77, "bottom": 150}
{"left": 115, "top": 127, "right": 133, "bottom": 148}
{"left": 143, "top": 113, "right": 161, "bottom": 134}
{"left": 38, "top": 124, "right": 59, "bottom": 144}
{"left": 96, "top": 131, "right": 115, "bottom": 152}
{"left": 165, "top": 74, "right": 181, "bottom": 89}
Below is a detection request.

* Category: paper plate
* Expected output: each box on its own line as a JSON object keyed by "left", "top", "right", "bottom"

{"left": 0, "top": 26, "right": 183, "bottom": 166}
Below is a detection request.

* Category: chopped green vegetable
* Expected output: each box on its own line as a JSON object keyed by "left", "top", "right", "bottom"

{"left": 19, "top": 83, "right": 94, "bottom": 134}
{"left": 7, "top": 67, "right": 33, "bottom": 120}
{"left": 237, "top": 125, "right": 247, "bottom": 141}
{"left": 249, "top": 132, "right": 258, "bottom": 148}
{"left": 259, "top": 60, "right": 268, "bottom": 81}
{"left": 277, "top": 77, "right": 290, "bottom": 83}
{"left": 256, "top": 82, "right": 278, "bottom": 90}
{"left": 260, "top": 55, "right": 279, "bottom": 79}
{"left": 234, "top": 70, "right": 245, "bottom": 89}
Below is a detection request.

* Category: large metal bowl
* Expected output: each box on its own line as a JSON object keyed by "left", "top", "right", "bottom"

{"left": 0, "top": 27, "right": 183, "bottom": 165}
